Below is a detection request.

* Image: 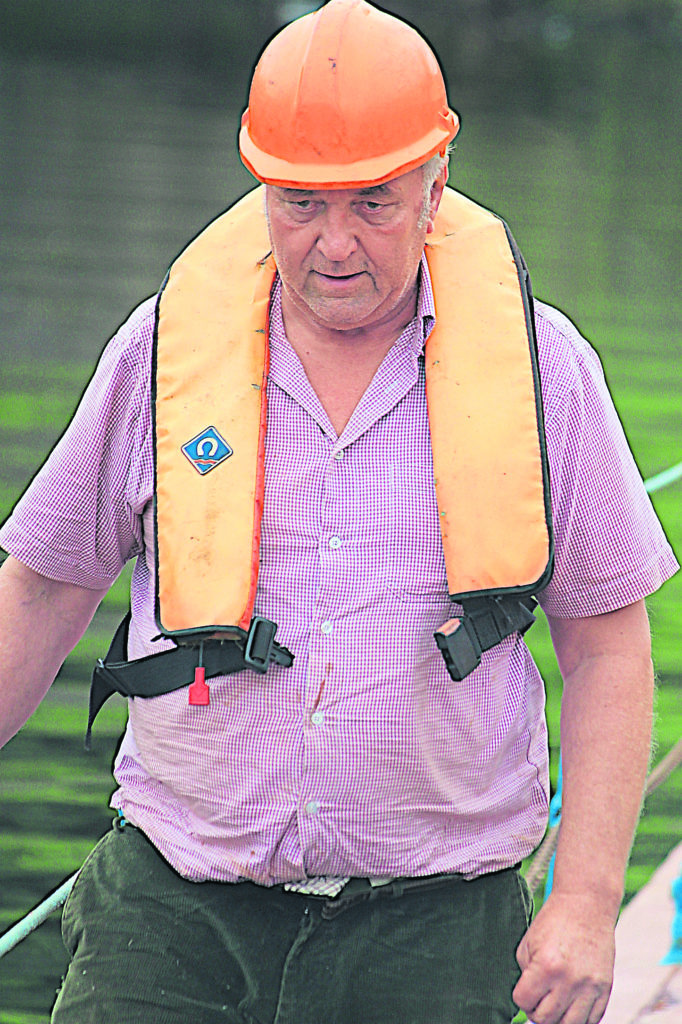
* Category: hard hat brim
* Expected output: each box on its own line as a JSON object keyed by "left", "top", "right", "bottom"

{"left": 238, "top": 109, "right": 460, "bottom": 190}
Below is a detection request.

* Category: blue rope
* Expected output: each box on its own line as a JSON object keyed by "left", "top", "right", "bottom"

{"left": 543, "top": 757, "right": 563, "bottom": 901}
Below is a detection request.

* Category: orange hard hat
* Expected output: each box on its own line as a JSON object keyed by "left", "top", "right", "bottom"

{"left": 239, "top": 0, "right": 460, "bottom": 189}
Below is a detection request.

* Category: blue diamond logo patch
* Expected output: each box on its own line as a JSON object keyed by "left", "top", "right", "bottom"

{"left": 181, "top": 426, "right": 233, "bottom": 475}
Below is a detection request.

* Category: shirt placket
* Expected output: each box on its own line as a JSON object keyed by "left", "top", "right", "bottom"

{"left": 265, "top": 274, "right": 435, "bottom": 874}
{"left": 294, "top": 361, "right": 430, "bottom": 869}
{"left": 296, "top": 438, "right": 348, "bottom": 863}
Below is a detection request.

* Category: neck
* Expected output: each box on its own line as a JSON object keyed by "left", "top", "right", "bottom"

{"left": 278, "top": 281, "right": 420, "bottom": 436}
{"left": 280, "top": 279, "right": 419, "bottom": 359}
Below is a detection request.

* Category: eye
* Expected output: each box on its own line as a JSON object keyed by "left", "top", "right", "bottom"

{"left": 356, "top": 198, "right": 393, "bottom": 219}
{"left": 283, "top": 197, "right": 323, "bottom": 219}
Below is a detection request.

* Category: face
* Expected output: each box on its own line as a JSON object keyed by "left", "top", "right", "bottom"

{"left": 264, "top": 165, "right": 445, "bottom": 335}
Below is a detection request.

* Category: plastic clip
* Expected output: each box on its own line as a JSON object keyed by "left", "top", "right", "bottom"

{"left": 434, "top": 617, "right": 482, "bottom": 681}
{"left": 243, "top": 617, "right": 278, "bottom": 674}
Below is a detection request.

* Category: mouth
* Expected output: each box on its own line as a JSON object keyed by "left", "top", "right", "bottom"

{"left": 311, "top": 270, "right": 369, "bottom": 293}
{"left": 314, "top": 270, "right": 365, "bottom": 280}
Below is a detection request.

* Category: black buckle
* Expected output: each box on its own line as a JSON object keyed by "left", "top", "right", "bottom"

{"left": 434, "top": 617, "right": 482, "bottom": 681}
{"left": 435, "top": 595, "right": 539, "bottom": 682}
{"left": 243, "top": 616, "right": 278, "bottom": 674}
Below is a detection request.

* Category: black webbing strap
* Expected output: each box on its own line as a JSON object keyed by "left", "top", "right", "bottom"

{"left": 434, "top": 594, "right": 537, "bottom": 681}
{"left": 86, "top": 613, "right": 293, "bottom": 749}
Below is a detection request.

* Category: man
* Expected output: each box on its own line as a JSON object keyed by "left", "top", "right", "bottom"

{"left": 0, "top": 1, "right": 677, "bottom": 1022}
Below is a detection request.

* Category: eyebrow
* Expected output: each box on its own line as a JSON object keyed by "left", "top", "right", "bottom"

{"left": 276, "top": 183, "right": 394, "bottom": 198}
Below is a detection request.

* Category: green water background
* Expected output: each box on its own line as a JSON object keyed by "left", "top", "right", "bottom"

{"left": 0, "top": 2, "right": 680, "bottom": 1019}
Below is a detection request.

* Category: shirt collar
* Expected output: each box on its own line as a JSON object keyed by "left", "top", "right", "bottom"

{"left": 416, "top": 252, "right": 436, "bottom": 349}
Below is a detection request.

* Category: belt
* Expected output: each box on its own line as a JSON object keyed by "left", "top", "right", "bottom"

{"left": 313, "top": 872, "right": 465, "bottom": 920}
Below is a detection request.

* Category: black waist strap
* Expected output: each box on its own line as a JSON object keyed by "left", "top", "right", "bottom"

{"left": 434, "top": 594, "right": 537, "bottom": 681}
{"left": 86, "top": 613, "right": 293, "bottom": 749}
{"left": 90, "top": 595, "right": 533, "bottom": 746}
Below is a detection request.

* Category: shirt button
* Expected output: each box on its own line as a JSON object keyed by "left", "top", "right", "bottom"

{"left": 329, "top": 536, "right": 342, "bottom": 549}
{"left": 311, "top": 710, "right": 325, "bottom": 726}
{"left": 333, "top": 450, "right": 345, "bottom": 461}
{"left": 305, "top": 800, "right": 320, "bottom": 816}
{"left": 321, "top": 620, "right": 333, "bottom": 635}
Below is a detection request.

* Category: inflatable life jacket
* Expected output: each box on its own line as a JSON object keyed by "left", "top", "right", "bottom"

{"left": 87, "top": 186, "right": 553, "bottom": 745}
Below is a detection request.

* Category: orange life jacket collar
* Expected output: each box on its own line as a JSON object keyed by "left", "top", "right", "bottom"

{"left": 153, "top": 186, "right": 553, "bottom": 640}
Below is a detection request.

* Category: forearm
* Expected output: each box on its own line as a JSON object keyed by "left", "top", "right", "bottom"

{"left": 513, "top": 601, "right": 655, "bottom": 1023}
{"left": 0, "top": 556, "right": 107, "bottom": 747}
{"left": 549, "top": 601, "right": 655, "bottom": 915}
{"left": 553, "top": 645, "right": 654, "bottom": 915}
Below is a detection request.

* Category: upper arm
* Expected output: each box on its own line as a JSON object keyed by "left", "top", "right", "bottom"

{"left": 533, "top": 304, "right": 677, "bottom": 621}
{"left": 0, "top": 302, "right": 155, "bottom": 591}
{"left": 0, "top": 556, "right": 109, "bottom": 745}
{"left": 546, "top": 599, "right": 652, "bottom": 684}
{"left": 0, "top": 555, "right": 108, "bottom": 660}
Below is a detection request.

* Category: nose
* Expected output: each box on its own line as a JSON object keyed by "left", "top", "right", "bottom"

{"left": 315, "top": 207, "right": 358, "bottom": 263}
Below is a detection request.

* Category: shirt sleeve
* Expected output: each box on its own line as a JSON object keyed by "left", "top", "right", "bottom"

{"left": 534, "top": 300, "right": 678, "bottom": 618}
{"left": 0, "top": 298, "right": 156, "bottom": 590}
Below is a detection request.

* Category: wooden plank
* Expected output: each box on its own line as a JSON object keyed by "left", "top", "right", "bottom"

{"left": 601, "top": 841, "right": 682, "bottom": 1024}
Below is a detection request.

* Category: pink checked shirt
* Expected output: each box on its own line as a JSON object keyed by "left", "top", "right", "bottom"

{"left": 1, "top": 258, "right": 677, "bottom": 884}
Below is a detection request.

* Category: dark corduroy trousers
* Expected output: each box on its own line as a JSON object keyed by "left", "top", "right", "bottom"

{"left": 52, "top": 821, "right": 532, "bottom": 1024}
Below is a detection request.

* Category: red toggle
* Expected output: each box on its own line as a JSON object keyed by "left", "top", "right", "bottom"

{"left": 188, "top": 666, "right": 210, "bottom": 706}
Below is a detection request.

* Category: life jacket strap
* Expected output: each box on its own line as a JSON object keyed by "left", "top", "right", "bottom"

{"left": 434, "top": 595, "right": 538, "bottom": 681}
{"left": 85, "top": 613, "right": 293, "bottom": 749}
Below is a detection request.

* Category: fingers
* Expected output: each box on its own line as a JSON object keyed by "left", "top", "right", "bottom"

{"left": 523, "top": 991, "right": 597, "bottom": 1024}
{"left": 514, "top": 971, "right": 612, "bottom": 1024}
{"left": 512, "top": 894, "right": 615, "bottom": 1024}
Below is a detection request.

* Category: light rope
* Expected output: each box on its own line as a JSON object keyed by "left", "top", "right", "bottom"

{"left": 525, "top": 733, "right": 682, "bottom": 895}
{"left": 0, "top": 871, "right": 78, "bottom": 959}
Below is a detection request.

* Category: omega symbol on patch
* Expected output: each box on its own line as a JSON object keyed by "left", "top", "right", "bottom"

{"left": 181, "top": 426, "right": 233, "bottom": 475}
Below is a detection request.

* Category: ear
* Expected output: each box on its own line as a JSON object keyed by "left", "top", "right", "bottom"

{"left": 425, "top": 162, "right": 448, "bottom": 235}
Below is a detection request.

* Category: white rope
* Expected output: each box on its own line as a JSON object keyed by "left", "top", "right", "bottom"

{"left": 645, "top": 460, "right": 682, "bottom": 495}
{"left": 0, "top": 872, "right": 78, "bottom": 959}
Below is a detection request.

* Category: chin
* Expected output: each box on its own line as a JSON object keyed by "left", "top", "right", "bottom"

{"left": 313, "top": 307, "right": 376, "bottom": 332}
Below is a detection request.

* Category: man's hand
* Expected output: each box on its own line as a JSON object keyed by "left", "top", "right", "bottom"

{"left": 513, "top": 891, "right": 616, "bottom": 1024}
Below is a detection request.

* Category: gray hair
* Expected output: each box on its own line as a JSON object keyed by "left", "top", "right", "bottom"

{"left": 419, "top": 149, "right": 451, "bottom": 227}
